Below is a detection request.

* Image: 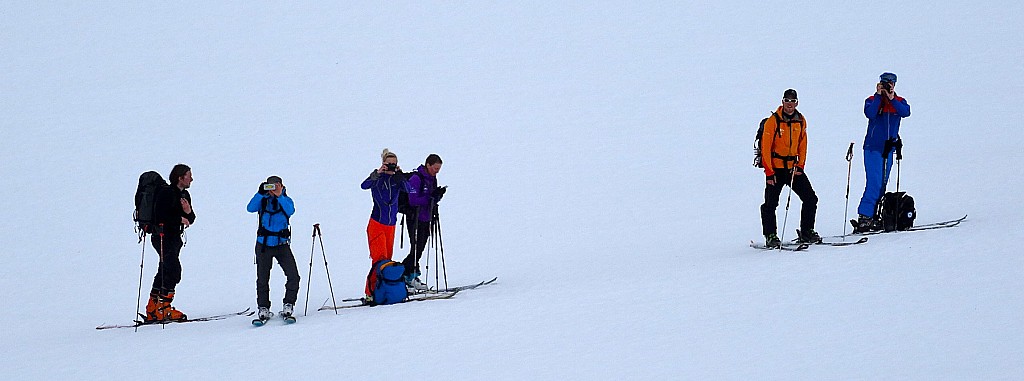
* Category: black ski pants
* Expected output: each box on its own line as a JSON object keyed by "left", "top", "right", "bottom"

{"left": 761, "top": 168, "right": 818, "bottom": 237}
{"left": 401, "top": 217, "right": 431, "bottom": 278}
{"left": 150, "top": 234, "right": 183, "bottom": 295}
{"left": 255, "top": 243, "right": 301, "bottom": 309}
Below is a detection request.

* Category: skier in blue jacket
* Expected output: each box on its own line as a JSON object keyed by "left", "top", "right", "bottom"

{"left": 247, "top": 175, "right": 298, "bottom": 321}
{"left": 854, "top": 72, "right": 911, "bottom": 232}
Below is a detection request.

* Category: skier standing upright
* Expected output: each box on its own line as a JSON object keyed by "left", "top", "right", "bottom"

{"left": 361, "top": 149, "right": 413, "bottom": 301}
{"left": 400, "top": 154, "right": 444, "bottom": 289}
{"left": 759, "top": 89, "right": 821, "bottom": 247}
{"left": 853, "top": 72, "right": 911, "bottom": 232}
{"left": 247, "top": 175, "right": 298, "bottom": 321}
{"left": 145, "top": 164, "right": 196, "bottom": 322}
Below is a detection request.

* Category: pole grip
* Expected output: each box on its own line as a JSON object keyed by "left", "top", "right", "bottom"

{"left": 846, "top": 142, "right": 854, "bottom": 162}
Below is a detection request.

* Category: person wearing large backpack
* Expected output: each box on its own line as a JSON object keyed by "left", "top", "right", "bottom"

{"left": 400, "top": 154, "right": 445, "bottom": 289}
{"left": 361, "top": 149, "right": 414, "bottom": 302}
{"left": 853, "top": 72, "right": 912, "bottom": 233}
{"left": 759, "top": 89, "right": 821, "bottom": 248}
{"left": 144, "top": 164, "right": 196, "bottom": 322}
{"left": 246, "top": 175, "right": 298, "bottom": 321}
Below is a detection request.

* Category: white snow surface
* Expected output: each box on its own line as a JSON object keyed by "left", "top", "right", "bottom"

{"left": 2, "top": 2, "right": 1023, "bottom": 380}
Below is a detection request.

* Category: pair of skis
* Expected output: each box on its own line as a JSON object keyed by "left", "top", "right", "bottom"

{"left": 96, "top": 308, "right": 254, "bottom": 330}
{"left": 324, "top": 277, "right": 499, "bottom": 310}
{"left": 750, "top": 214, "right": 967, "bottom": 252}
{"left": 750, "top": 236, "right": 869, "bottom": 252}
{"left": 252, "top": 311, "right": 296, "bottom": 327}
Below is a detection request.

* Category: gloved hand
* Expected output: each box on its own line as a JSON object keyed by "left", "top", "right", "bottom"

{"left": 432, "top": 186, "right": 447, "bottom": 202}
{"left": 258, "top": 182, "right": 270, "bottom": 195}
{"left": 766, "top": 174, "right": 776, "bottom": 186}
{"left": 369, "top": 170, "right": 380, "bottom": 180}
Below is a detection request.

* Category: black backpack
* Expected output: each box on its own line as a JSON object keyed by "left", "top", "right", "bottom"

{"left": 878, "top": 191, "right": 916, "bottom": 231}
{"left": 134, "top": 171, "right": 168, "bottom": 235}
{"left": 398, "top": 171, "right": 427, "bottom": 215}
{"left": 752, "top": 113, "right": 782, "bottom": 168}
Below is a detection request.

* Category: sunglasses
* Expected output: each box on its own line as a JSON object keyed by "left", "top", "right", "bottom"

{"left": 783, "top": 98, "right": 798, "bottom": 103}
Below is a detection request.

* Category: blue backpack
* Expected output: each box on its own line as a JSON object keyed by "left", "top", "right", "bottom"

{"left": 371, "top": 260, "right": 408, "bottom": 305}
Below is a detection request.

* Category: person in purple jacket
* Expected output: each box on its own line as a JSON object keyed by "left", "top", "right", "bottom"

{"left": 853, "top": 72, "right": 911, "bottom": 232}
{"left": 400, "top": 154, "right": 445, "bottom": 290}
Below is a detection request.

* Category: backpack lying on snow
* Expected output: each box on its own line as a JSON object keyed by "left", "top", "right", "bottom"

{"left": 370, "top": 260, "right": 408, "bottom": 305}
{"left": 878, "top": 191, "right": 916, "bottom": 231}
{"left": 134, "top": 171, "right": 168, "bottom": 236}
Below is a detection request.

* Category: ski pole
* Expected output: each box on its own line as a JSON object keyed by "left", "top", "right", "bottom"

{"left": 134, "top": 235, "right": 147, "bottom": 333}
{"left": 304, "top": 224, "right": 317, "bottom": 316}
{"left": 435, "top": 212, "right": 448, "bottom": 290}
{"left": 158, "top": 223, "right": 166, "bottom": 328}
{"left": 779, "top": 167, "right": 798, "bottom": 247}
{"left": 316, "top": 224, "right": 339, "bottom": 314}
{"left": 399, "top": 214, "right": 406, "bottom": 249}
{"left": 844, "top": 142, "right": 854, "bottom": 237}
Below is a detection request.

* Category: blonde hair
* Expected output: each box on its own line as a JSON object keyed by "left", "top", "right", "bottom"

{"left": 381, "top": 148, "right": 398, "bottom": 163}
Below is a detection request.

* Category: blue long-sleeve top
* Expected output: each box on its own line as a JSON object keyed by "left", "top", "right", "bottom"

{"left": 361, "top": 171, "right": 413, "bottom": 226}
{"left": 863, "top": 94, "right": 911, "bottom": 152}
{"left": 247, "top": 192, "right": 295, "bottom": 246}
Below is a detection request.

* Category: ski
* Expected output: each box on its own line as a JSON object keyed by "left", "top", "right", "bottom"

{"left": 97, "top": 308, "right": 253, "bottom": 330}
{"left": 791, "top": 236, "right": 870, "bottom": 247}
{"left": 838, "top": 214, "right": 967, "bottom": 238}
{"left": 253, "top": 314, "right": 295, "bottom": 326}
{"left": 420, "top": 277, "right": 498, "bottom": 294}
{"left": 320, "top": 290, "right": 459, "bottom": 311}
{"left": 750, "top": 241, "right": 810, "bottom": 251}
{"left": 340, "top": 277, "right": 497, "bottom": 302}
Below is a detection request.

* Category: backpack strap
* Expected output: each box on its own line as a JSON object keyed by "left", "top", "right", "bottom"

{"left": 256, "top": 197, "right": 292, "bottom": 241}
{"left": 769, "top": 111, "right": 804, "bottom": 167}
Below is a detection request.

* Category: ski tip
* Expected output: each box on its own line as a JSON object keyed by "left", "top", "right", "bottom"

{"left": 251, "top": 319, "right": 267, "bottom": 327}
{"left": 283, "top": 317, "right": 296, "bottom": 324}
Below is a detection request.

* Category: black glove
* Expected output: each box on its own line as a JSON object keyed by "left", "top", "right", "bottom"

{"left": 893, "top": 138, "right": 904, "bottom": 160}
{"left": 369, "top": 170, "right": 380, "bottom": 180}
{"left": 432, "top": 186, "right": 447, "bottom": 201}
{"left": 258, "top": 182, "right": 270, "bottom": 195}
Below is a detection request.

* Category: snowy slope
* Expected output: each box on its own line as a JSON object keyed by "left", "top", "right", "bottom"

{"left": 2, "top": 2, "right": 1023, "bottom": 380}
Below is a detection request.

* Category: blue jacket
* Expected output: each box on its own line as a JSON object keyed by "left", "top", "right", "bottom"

{"left": 247, "top": 193, "right": 295, "bottom": 246}
{"left": 361, "top": 171, "right": 413, "bottom": 226}
{"left": 863, "top": 94, "right": 911, "bottom": 152}
{"left": 407, "top": 165, "right": 438, "bottom": 222}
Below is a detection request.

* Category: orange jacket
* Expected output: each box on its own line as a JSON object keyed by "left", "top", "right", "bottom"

{"left": 760, "top": 107, "right": 807, "bottom": 177}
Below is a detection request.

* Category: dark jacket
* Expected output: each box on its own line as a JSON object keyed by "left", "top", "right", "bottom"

{"left": 361, "top": 171, "right": 413, "bottom": 226}
{"left": 153, "top": 185, "right": 196, "bottom": 238}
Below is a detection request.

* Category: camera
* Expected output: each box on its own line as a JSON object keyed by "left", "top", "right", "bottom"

{"left": 880, "top": 82, "right": 892, "bottom": 91}
{"left": 386, "top": 163, "right": 397, "bottom": 171}
{"left": 263, "top": 183, "right": 276, "bottom": 191}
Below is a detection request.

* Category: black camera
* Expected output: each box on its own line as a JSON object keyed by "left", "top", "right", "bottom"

{"left": 880, "top": 82, "right": 892, "bottom": 91}
{"left": 386, "top": 163, "right": 397, "bottom": 171}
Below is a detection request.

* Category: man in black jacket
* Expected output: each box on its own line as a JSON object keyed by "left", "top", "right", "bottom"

{"left": 145, "top": 164, "right": 196, "bottom": 322}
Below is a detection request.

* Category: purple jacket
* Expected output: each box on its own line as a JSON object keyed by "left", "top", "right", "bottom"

{"left": 361, "top": 172, "right": 413, "bottom": 226}
{"left": 407, "top": 165, "right": 438, "bottom": 222}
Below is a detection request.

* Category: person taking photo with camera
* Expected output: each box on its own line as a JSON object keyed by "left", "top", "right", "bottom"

{"left": 759, "top": 89, "right": 820, "bottom": 248}
{"left": 400, "top": 154, "right": 445, "bottom": 289}
{"left": 360, "top": 149, "right": 414, "bottom": 301}
{"left": 853, "top": 72, "right": 911, "bottom": 232}
{"left": 246, "top": 175, "right": 298, "bottom": 321}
